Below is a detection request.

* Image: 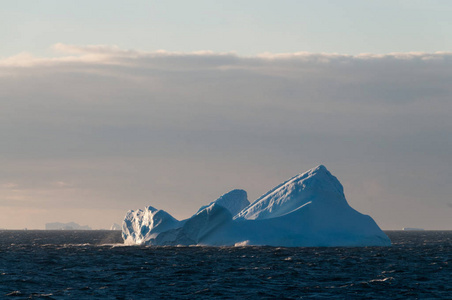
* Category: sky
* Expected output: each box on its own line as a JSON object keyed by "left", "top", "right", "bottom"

{"left": 1, "top": 1, "right": 451, "bottom": 230}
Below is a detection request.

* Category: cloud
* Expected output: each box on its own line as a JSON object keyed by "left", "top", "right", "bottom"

{"left": 1, "top": 44, "right": 451, "bottom": 229}
{"left": 1, "top": 45, "right": 450, "bottom": 165}
{"left": 4, "top": 43, "right": 451, "bottom": 70}
{"left": 1, "top": 44, "right": 450, "bottom": 158}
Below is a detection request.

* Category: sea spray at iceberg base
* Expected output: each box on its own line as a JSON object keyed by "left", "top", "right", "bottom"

{"left": 122, "top": 165, "right": 391, "bottom": 247}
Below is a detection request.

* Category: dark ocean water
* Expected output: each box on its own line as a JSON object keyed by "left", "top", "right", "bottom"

{"left": 0, "top": 231, "right": 450, "bottom": 299}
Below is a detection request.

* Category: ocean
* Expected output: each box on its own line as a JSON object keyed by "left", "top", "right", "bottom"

{"left": 0, "top": 230, "right": 450, "bottom": 299}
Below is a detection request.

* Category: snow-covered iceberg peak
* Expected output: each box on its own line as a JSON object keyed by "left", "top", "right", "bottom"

{"left": 196, "top": 189, "right": 249, "bottom": 216}
{"left": 235, "top": 165, "right": 345, "bottom": 221}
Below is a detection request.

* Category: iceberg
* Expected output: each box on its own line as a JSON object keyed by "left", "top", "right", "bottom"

{"left": 403, "top": 227, "right": 424, "bottom": 231}
{"left": 45, "top": 222, "right": 92, "bottom": 230}
{"left": 122, "top": 189, "right": 249, "bottom": 245}
{"left": 110, "top": 223, "right": 121, "bottom": 230}
{"left": 122, "top": 165, "right": 391, "bottom": 247}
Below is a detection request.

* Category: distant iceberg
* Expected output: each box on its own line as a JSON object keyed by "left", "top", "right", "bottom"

{"left": 122, "top": 165, "right": 391, "bottom": 247}
{"left": 110, "top": 223, "right": 121, "bottom": 230}
{"left": 45, "top": 222, "right": 92, "bottom": 230}
{"left": 403, "top": 227, "right": 424, "bottom": 231}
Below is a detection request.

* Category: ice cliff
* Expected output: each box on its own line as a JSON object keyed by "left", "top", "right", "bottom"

{"left": 122, "top": 165, "right": 391, "bottom": 247}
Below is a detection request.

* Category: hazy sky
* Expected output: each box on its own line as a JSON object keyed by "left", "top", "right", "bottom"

{"left": 1, "top": 1, "right": 451, "bottom": 229}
